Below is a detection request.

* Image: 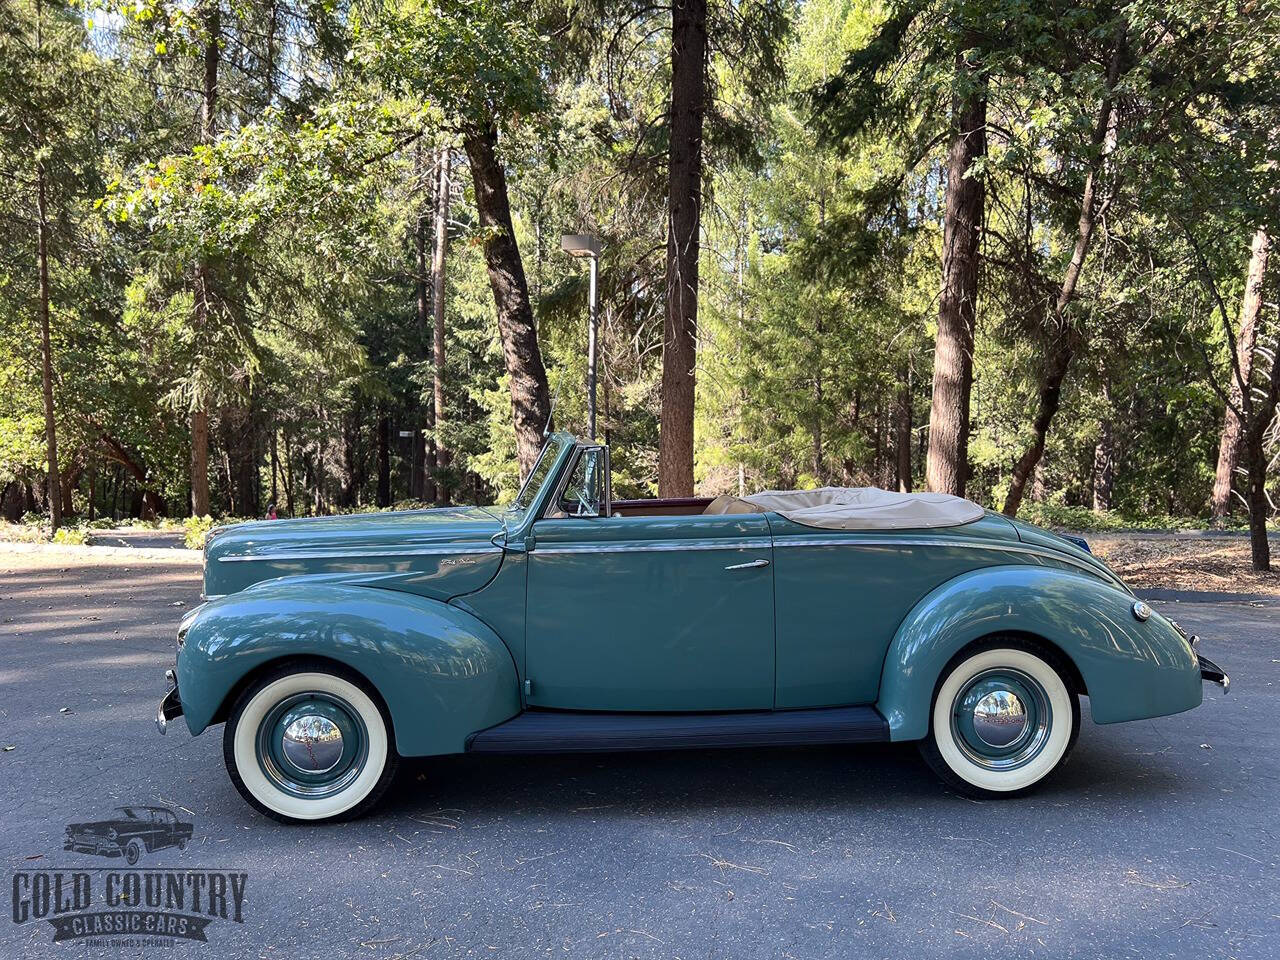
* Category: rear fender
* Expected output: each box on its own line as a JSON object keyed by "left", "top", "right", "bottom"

{"left": 876, "top": 565, "right": 1201, "bottom": 741}
{"left": 177, "top": 580, "right": 520, "bottom": 756}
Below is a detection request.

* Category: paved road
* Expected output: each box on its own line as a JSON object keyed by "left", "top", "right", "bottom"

{"left": 84, "top": 528, "right": 187, "bottom": 551}
{"left": 0, "top": 550, "right": 1275, "bottom": 959}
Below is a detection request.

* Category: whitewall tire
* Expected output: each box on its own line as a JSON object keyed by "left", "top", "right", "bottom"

{"left": 223, "top": 662, "right": 398, "bottom": 823}
{"left": 920, "top": 641, "right": 1080, "bottom": 798}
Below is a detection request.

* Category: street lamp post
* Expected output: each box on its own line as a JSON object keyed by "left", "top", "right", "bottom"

{"left": 561, "top": 234, "right": 601, "bottom": 439}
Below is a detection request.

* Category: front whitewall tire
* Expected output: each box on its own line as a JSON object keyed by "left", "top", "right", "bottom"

{"left": 224, "top": 667, "right": 396, "bottom": 823}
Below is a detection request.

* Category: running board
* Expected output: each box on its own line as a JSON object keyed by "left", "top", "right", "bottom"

{"left": 465, "top": 706, "right": 889, "bottom": 754}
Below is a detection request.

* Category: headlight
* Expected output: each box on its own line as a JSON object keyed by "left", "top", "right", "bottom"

{"left": 107, "top": 829, "right": 117, "bottom": 839}
{"left": 176, "top": 603, "right": 208, "bottom": 650}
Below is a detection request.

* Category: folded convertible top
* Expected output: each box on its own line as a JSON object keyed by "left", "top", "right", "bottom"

{"left": 704, "top": 486, "right": 985, "bottom": 530}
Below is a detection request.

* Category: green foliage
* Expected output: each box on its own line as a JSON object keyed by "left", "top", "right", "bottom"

{"left": 183, "top": 514, "right": 216, "bottom": 550}
{"left": 52, "top": 526, "right": 89, "bottom": 545}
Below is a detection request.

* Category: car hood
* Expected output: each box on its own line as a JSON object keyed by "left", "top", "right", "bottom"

{"left": 202, "top": 507, "right": 506, "bottom": 600}
{"left": 65, "top": 821, "right": 122, "bottom": 833}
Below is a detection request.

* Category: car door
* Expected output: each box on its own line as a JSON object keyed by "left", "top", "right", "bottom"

{"left": 525, "top": 447, "right": 775, "bottom": 712}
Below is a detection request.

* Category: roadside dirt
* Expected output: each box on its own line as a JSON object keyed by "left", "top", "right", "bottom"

{"left": 1086, "top": 532, "right": 1280, "bottom": 597}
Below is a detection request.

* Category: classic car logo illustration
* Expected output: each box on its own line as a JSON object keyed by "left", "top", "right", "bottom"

{"left": 10, "top": 806, "right": 247, "bottom": 946}
{"left": 63, "top": 806, "right": 193, "bottom": 866}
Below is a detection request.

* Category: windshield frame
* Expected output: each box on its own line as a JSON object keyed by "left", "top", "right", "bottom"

{"left": 500, "top": 434, "right": 578, "bottom": 541}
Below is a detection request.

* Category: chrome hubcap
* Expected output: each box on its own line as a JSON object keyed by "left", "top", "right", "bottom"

{"left": 256, "top": 692, "right": 369, "bottom": 798}
{"left": 971, "top": 690, "right": 1029, "bottom": 747}
{"left": 281, "top": 716, "right": 344, "bottom": 774}
{"left": 951, "top": 668, "right": 1052, "bottom": 771}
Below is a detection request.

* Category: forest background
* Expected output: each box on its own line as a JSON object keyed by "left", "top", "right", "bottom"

{"left": 3, "top": 0, "right": 1280, "bottom": 567}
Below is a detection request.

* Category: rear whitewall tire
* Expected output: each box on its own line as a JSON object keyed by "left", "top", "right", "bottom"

{"left": 921, "top": 644, "right": 1080, "bottom": 798}
{"left": 224, "top": 664, "right": 398, "bottom": 823}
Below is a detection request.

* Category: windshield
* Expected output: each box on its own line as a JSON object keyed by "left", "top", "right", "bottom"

{"left": 507, "top": 437, "right": 569, "bottom": 515}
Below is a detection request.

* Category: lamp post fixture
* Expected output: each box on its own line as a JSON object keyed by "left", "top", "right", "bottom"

{"left": 561, "top": 234, "right": 601, "bottom": 439}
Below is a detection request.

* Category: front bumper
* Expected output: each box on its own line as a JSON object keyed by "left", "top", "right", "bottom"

{"left": 64, "top": 837, "right": 121, "bottom": 856}
{"left": 156, "top": 669, "right": 183, "bottom": 734}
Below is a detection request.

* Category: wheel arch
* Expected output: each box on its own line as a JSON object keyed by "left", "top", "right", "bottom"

{"left": 929, "top": 630, "right": 1088, "bottom": 704}
{"left": 177, "top": 580, "right": 522, "bottom": 756}
{"left": 207, "top": 654, "right": 395, "bottom": 747}
{"left": 876, "top": 564, "right": 1201, "bottom": 741}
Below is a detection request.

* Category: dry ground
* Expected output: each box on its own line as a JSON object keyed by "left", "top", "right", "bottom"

{"left": 1087, "top": 532, "right": 1280, "bottom": 597}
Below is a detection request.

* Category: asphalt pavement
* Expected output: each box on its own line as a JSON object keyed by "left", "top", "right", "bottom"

{"left": 0, "top": 549, "right": 1275, "bottom": 959}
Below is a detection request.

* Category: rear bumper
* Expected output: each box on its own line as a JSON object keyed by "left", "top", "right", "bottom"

{"left": 1197, "top": 654, "right": 1229, "bottom": 694}
{"left": 156, "top": 670, "right": 183, "bottom": 734}
{"left": 1166, "top": 617, "right": 1229, "bottom": 694}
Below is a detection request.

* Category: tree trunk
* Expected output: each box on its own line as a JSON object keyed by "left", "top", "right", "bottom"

{"left": 96, "top": 429, "right": 165, "bottom": 519}
{"left": 313, "top": 423, "right": 327, "bottom": 516}
{"left": 895, "top": 368, "right": 912, "bottom": 492}
{"left": 1243, "top": 433, "right": 1272, "bottom": 571}
{"left": 376, "top": 410, "right": 391, "bottom": 508}
{"left": 412, "top": 155, "right": 436, "bottom": 504}
{"left": 282, "top": 430, "right": 295, "bottom": 517}
{"left": 190, "top": 4, "right": 219, "bottom": 518}
{"left": 925, "top": 62, "right": 986, "bottom": 497}
{"left": 33, "top": 1, "right": 61, "bottom": 532}
{"left": 812, "top": 318, "right": 823, "bottom": 481}
{"left": 36, "top": 152, "right": 62, "bottom": 533}
{"left": 463, "top": 126, "right": 551, "bottom": 478}
{"left": 3, "top": 482, "right": 24, "bottom": 523}
{"left": 226, "top": 401, "right": 259, "bottom": 517}
{"left": 658, "top": 0, "right": 707, "bottom": 498}
{"left": 60, "top": 463, "right": 79, "bottom": 518}
{"left": 269, "top": 427, "right": 279, "bottom": 508}
{"left": 1234, "top": 229, "right": 1276, "bottom": 571}
{"left": 337, "top": 415, "right": 358, "bottom": 510}
{"left": 1091, "top": 418, "right": 1114, "bottom": 512}
{"left": 1001, "top": 36, "right": 1123, "bottom": 517}
{"left": 1211, "top": 227, "right": 1269, "bottom": 520}
{"left": 432, "top": 147, "right": 452, "bottom": 504}
{"left": 1002, "top": 336, "right": 1076, "bottom": 516}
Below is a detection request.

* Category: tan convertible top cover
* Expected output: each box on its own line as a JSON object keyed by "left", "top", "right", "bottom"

{"left": 705, "top": 487, "right": 985, "bottom": 530}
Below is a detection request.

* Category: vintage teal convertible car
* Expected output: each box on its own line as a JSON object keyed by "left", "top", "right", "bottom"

{"left": 157, "top": 433, "right": 1228, "bottom": 822}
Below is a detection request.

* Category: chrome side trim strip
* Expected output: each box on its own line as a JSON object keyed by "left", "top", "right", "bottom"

{"left": 771, "top": 537, "right": 1112, "bottom": 580}
{"left": 535, "top": 536, "right": 1110, "bottom": 582}
{"left": 534, "top": 537, "right": 773, "bottom": 555}
{"left": 217, "top": 545, "right": 501, "bottom": 563}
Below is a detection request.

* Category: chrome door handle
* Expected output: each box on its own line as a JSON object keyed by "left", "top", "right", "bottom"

{"left": 724, "top": 558, "right": 770, "bottom": 570}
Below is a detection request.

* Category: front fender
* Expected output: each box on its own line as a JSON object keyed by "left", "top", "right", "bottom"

{"left": 876, "top": 565, "right": 1201, "bottom": 741}
{"left": 177, "top": 580, "right": 520, "bottom": 756}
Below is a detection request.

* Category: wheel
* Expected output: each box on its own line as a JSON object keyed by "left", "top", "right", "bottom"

{"left": 124, "top": 839, "right": 142, "bottom": 865}
{"left": 177, "top": 839, "right": 187, "bottom": 850}
{"left": 223, "top": 661, "right": 399, "bottom": 824}
{"left": 919, "top": 640, "right": 1080, "bottom": 798}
